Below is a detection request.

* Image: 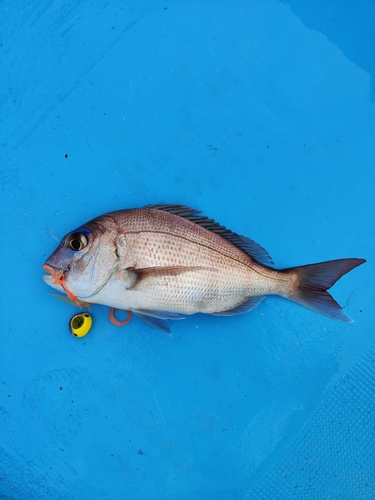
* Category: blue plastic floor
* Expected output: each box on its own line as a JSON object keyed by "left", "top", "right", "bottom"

{"left": 1, "top": 1, "right": 374, "bottom": 498}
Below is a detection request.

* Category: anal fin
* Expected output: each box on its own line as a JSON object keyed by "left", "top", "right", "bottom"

{"left": 211, "top": 296, "right": 265, "bottom": 316}
{"left": 133, "top": 309, "right": 185, "bottom": 333}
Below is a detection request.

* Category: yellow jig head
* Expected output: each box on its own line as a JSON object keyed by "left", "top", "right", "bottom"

{"left": 69, "top": 312, "right": 92, "bottom": 337}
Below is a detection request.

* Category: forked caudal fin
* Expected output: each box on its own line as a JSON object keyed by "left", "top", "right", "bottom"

{"left": 287, "top": 258, "right": 366, "bottom": 323}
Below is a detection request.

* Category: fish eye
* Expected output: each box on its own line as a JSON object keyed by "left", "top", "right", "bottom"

{"left": 67, "top": 232, "right": 88, "bottom": 251}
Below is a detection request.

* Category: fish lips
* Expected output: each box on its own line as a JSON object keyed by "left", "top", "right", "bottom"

{"left": 42, "top": 245, "right": 73, "bottom": 289}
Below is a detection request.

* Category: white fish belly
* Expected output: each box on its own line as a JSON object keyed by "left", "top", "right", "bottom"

{"left": 86, "top": 265, "right": 281, "bottom": 315}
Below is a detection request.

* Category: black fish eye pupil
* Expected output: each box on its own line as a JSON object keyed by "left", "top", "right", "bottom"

{"left": 71, "top": 239, "right": 81, "bottom": 250}
{"left": 67, "top": 233, "right": 88, "bottom": 251}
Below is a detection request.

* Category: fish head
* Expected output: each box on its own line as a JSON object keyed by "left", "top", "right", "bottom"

{"left": 42, "top": 219, "right": 120, "bottom": 301}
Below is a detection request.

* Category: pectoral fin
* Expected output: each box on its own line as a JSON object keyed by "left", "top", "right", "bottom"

{"left": 132, "top": 265, "right": 211, "bottom": 280}
{"left": 116, "top": 265, "right": 211, "bottom": 291}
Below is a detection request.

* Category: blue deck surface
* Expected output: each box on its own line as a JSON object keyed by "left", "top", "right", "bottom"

{"left": 1, "top": 1, "right": 374, "bottom": 498}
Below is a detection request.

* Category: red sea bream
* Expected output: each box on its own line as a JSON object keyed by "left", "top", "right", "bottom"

{"left": 42, "top": 204, "right": 365, "bottom": 332}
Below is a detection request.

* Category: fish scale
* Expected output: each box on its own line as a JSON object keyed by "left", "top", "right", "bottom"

{"left": 120, "top": 231, "right": 271, "bottom": 313}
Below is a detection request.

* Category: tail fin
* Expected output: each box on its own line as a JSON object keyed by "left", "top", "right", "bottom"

{"left": 287, "top": 258, "right": 366, "bottom": 322}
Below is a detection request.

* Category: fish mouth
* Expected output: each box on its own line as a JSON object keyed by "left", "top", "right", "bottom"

{"left": 42, "top": 264, "right": 78, "bottom": 302}
{"left": 43, "top": 264, "right": 58, "bottom": 282}
{"left": 42, "top": 264, "right": 61, "bottom": 282}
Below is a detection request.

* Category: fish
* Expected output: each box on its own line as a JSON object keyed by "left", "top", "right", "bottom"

{"left": 42, "top": 204, "right": 365, "bottom": 333}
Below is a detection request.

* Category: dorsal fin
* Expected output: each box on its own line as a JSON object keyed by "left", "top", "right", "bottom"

{"left": 144, "top": 204, "right": 273, "bottom": 266}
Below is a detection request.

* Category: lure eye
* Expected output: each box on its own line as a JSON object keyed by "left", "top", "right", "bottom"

{"left": 69, "top": 312, "right": 92, "bottom": 337}
{"left": 67, "top": 232, "right": 88, "bottom": 251}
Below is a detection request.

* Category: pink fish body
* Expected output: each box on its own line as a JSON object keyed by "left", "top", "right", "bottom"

{"left": 42, "top": 204, "right": 365, "bottom": 332}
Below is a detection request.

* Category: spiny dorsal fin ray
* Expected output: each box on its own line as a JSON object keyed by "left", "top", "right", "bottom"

{"left": 144, "top": 204, "right": 273, "bottom": 266}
